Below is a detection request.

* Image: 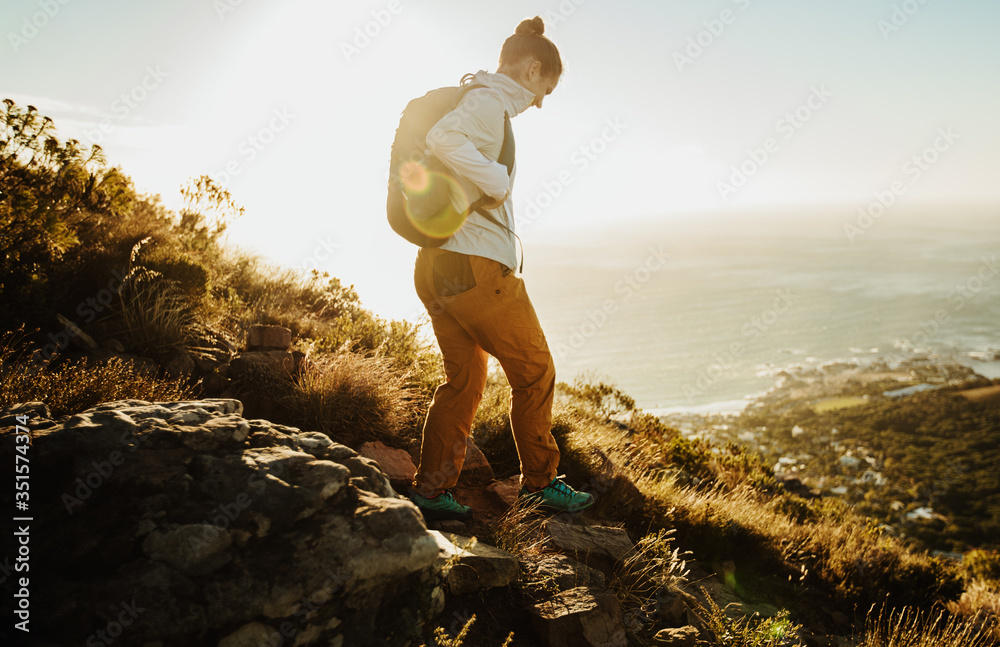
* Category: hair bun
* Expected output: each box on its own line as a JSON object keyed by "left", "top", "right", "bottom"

{"left": 515, "top": 16, "right": 545, "bottom": 36}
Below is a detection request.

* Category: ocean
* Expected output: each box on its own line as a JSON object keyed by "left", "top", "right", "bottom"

{"left": 525, "top": 208, "right": 1000, "bottom": 413}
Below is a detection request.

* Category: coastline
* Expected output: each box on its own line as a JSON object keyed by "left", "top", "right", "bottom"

{"left": 650, "top": 350, "right": 1000, "bottom": 421}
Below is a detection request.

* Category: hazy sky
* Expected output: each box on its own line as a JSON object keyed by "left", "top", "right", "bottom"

{"left": 2, "top": 0, "right": 998, "bottom": 319}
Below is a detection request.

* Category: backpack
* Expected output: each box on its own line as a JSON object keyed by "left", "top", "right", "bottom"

{"left": 387, "top": 80, "right": 514, "bottom": 248}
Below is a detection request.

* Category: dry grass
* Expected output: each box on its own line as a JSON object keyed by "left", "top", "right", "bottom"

{"left": 483, "top": 497, "right": 548, "bottom": 559}
{"left": 118, "top": 269, "right": 196, "bottom": 359}
{"left": 421, "top": 614, "right": 514, "bottom": 647}
{"left": 611, "top": 528, "right": 690, "bottom": 600}
{"left": 1, "top": 330, "right": 194, "bottom": 416}
{"left": 635, "top": 472, "right": 960, "bottom": 608}
{"left": 608, "top": 528, "right": 692, "bottom": 644}
{"left": 857, "top": 605, "right": 998, "bottom": 647}
{"left": 948, "top": 581, "right": 1000, "bottom": 642}
{"left": 283, "top": 349, "right": 417, "bottom": 447}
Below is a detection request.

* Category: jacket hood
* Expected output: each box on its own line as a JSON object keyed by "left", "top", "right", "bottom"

{"left": 468, "top": 70, "right": 535, "bottom": 117}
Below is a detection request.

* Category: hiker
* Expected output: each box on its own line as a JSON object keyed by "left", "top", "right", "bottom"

{"left": 407, "top": 16, "right": 594, "bottom": 521}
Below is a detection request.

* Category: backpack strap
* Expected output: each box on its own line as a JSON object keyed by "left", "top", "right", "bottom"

{"left": 465, "top": 111, "right": 524, "bottom": 272}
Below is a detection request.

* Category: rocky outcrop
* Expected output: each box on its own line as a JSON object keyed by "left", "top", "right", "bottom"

{"left": 0, "top": 399, "right": 443, "bottom": 646}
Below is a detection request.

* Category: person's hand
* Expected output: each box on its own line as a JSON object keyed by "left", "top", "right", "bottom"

{"left": 477, "top": 192, "right": 508, "bottom": 210}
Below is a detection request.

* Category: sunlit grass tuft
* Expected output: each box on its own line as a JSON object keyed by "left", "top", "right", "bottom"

{"left": 283, "top": 349, "right": 417, "bottom": 447}
{"left": 857, "top": 605, "right": 997, "bottom": 647}
{"left": 702, "top": 597, "right": 804, "bottom": 647}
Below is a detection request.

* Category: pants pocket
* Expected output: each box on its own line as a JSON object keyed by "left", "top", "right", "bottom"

{"left": 432, "top": 251, "right": 477, "bottom": 297}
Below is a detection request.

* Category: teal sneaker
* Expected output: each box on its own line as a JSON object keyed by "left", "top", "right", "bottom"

{"left": 519, "top": 477, "right": 594, "bottom": 513}
{"left": 407, "top": 488, "right": 472, "bottom": 522}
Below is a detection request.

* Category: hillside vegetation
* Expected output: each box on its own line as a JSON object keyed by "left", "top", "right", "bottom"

{"left": 2, "top": 100, "right": 999, "bottom": 646}
{"left": 691, "top": 363, "right": 1000, "bottom": 554}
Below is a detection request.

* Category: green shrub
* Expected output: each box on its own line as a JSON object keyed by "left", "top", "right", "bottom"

{"left": 138, "top": 244, "right": 211, "bottom": 301}
{"left": 559, "top": 375, "right": 635, "bottom": 419}
{"left": 702, "top": 598, "right": 804, "bottom": 647}
{"left": 963, "top": 550, "right": 1000, "bottom": 585}
{"left": 1, "top": 100, "right": 137, "bottom": 327}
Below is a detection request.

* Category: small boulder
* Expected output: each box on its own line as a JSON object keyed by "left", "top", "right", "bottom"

{"left": 359, "top": 441, "right": 416, "bottom": 489}
{"left": 429, "top": 532, "right": 518, "bottom": 595}
{"left": 653, "top": 625, "right": 700, "bottom": 646}
{"left": 526, "top": 553, "right": 606, "bottom": 591}
{"left": 529, "top": 586, "right": 626, "bottom": 647}
{"left": 248, "top": 325, "right": 292, "bottom": 351}
{"left": 228, "top": 350, "right": 298, "bottom": 381}
{"left": 544, "top": 521, "right": 635, "bottom": 577}
{"left": 656, "top": 589, "right": 699, "bottom": 628}
{"left": 456, "top": 436, "right": 494, "bottom": 485}
{"left": 0, "top": 401, "right": 51, "bottom": 427}
{"left": 164, "top": 350, "right": 196, "bottom": 377}
{"left": 485, "top": 475, "right": 521, "bottom": 507}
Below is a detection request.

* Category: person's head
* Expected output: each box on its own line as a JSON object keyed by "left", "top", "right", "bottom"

{"left": 497, "top": 16, "right": 562, "bottom": 109}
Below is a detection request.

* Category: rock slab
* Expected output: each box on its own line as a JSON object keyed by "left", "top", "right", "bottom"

{"left": 429, "top": 531, "right": 519, "bottom": 595}
{"left": 359, "top": 440, "right": 416, "bottom": 488}
{"left": 544, "top": 520, "right": 636, "bottom": 576}
{"left": 248, "top": 324, "right": 292, "bottom": 350}
{"left": 530, "top": 586, "right": 627, "bottom": 647}
{"left": 0, "top": 399, "right": 443, "bottom": 647}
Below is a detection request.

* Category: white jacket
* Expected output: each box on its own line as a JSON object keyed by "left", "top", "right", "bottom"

{"left": 426, "top": 70, "right": 535, "bottom": 272}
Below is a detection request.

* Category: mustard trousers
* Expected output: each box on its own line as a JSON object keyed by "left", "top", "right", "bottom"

{"left": 413, "top": 248, "right": 560, "bottom": 495}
